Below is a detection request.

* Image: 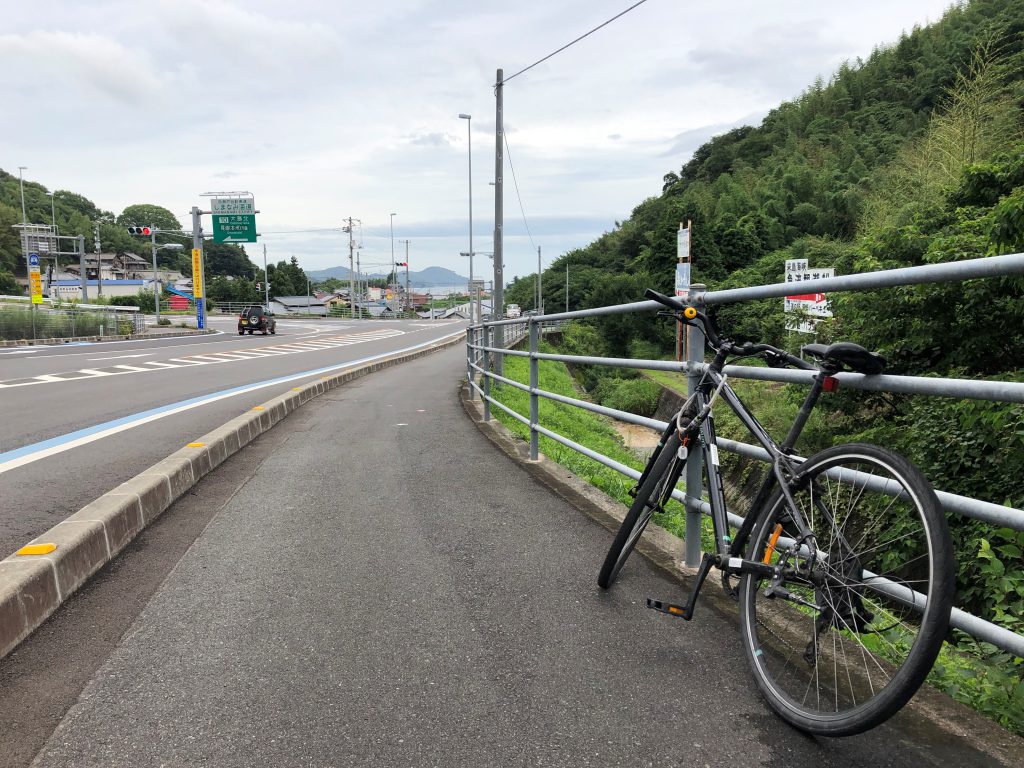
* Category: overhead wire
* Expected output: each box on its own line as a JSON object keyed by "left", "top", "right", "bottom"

{"left": 501, "top": 0, "right": 650, "bottom": 85}
{"left": 503, "top": 134, "right": 536, "bottom": 252}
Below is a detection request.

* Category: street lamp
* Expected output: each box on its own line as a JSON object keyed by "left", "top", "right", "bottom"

{"left": 458, "top": 113, "right": 474, "bottom": 322}
{"left": 17, "top": 167, "right": 27, "bottom": 224}
{"left": 46, "top": 192, "right": 57, "bottom": 236}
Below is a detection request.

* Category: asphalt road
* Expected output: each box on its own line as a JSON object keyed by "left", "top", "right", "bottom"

{"left": 0, "top": 315, "right": 464, "bottom": 558}
{"left": 13, "top": 346, "right": 1010, "bottom": 767}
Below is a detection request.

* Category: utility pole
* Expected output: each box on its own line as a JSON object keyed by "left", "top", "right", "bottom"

{"left": 493, "top": 67, "right": 505, "bottom": 375}
{"left": 536, "top": 245, "right": 542, "bottom": 314}
{"left": 78, "top": 235, "right": 88, "bottom": 303}
{"left": 346, "top": 217, "right": 356, "bottom": 319}
{"left": 94, "top": 222, "right": 103, "bottom": 296}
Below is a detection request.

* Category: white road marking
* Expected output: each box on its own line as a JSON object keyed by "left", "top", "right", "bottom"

{"left": 87, "top": 353, "right": 154, "bottom": 361}
{"left": 0, "top": 329, "right": 409, "bottom": 388}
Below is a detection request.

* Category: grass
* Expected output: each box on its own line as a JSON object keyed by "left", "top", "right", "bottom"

{"left": 0, "top": 306, "right": 132, "bottom": 340}
{"left": 487, "top": 346, "right": 691, "bottom": 542}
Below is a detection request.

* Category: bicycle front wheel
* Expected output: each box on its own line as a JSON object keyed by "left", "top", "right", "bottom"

{"left": 597, "top": 431, "right": 683, "bottom": 589}
{"left": 738, "top": 443, "right": 954, "bottom": 736}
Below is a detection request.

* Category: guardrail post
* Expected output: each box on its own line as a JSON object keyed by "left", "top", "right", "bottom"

{"left": 684, "top": 284, "right": 707, "bottom": 568}
{"left": 482, "top": 323, "right": 492, "bottom": 421}
{"left": 529, "top": 318, "right": 540, "bottom": 460}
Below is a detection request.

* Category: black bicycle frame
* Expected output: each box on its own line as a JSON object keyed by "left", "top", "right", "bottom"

{"left": 689, "top": 363, "right": 831, "bottom": 561}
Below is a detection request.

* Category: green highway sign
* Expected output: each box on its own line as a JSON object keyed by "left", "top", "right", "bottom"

{"left": 213, "top": 213, "right": 257, "bottom": 243}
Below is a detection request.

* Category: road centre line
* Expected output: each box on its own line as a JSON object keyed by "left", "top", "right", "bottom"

{"left": 0, "top": 329, "right": 465, "bottom": 475}
{"left": 0, "top": 329, "right": 408, "bottom": 388}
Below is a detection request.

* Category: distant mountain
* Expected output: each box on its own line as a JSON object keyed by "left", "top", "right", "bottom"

{"left": 306, "top": 265, "right": 469, "bottom": 288}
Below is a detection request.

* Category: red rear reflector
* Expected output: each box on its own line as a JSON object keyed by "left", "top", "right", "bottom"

{"left": 823, "top": 376, "right": 839, "bottom": 392}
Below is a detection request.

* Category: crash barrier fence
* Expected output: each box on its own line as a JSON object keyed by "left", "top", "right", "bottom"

{"left": 0, "top": 300, "right": 144, "bottom": 340}
{"left": 465, "top": 252, "right": 1024, "bottom": 657}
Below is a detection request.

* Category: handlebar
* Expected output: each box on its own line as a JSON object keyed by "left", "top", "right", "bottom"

{"left": 645, "top": 288, "right": 816, "bottom": 371}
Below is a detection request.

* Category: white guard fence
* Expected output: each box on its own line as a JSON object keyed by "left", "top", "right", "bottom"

{"left": 466, "top": 252, "right": 1024, "bottom": 658}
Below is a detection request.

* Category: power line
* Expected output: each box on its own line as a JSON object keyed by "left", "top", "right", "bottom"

{"left": 502, "top": 0, "right": 650, "bottom": 85}
{"left": 258, "top": 228, "right": 344, "bottom": 235}
{"left": 503, "top": 134, "right": 536, "bottom": 251}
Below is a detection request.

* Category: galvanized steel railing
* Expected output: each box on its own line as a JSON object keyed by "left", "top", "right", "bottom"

{"left": 465, "top": 252, "right": 1024, "bottom": 657}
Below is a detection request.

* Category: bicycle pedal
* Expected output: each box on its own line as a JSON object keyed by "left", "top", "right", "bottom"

{"left": 646, "top": 598, "right": 693, "bottom": 620}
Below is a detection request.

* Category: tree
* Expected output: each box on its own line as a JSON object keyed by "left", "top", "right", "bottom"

{"left": 117, "top": 204, "right": 183, "bottom": 233}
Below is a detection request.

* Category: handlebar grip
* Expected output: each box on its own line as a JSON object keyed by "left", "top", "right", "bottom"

{"left": 644, "top": 288, "right": 687, "bottom": 311}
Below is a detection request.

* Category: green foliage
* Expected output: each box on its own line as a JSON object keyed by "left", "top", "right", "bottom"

{"left": 593, "top": 377, "right": 662, "bottom": 418}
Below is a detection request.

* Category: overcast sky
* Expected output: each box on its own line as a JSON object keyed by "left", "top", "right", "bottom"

{"left": 2, "top": 0, "right": 953, "bottom": 282}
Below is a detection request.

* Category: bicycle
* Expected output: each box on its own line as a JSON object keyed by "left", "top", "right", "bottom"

{"left": 598, "top": 289, "right": 954, "bottom": 737}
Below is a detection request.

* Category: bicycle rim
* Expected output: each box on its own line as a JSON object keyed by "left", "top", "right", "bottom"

{"left": 738, "top": 444, "right": 953, "bottom": 735}
{"left": 598, "top": 433, "right": 682, "bottom": 588}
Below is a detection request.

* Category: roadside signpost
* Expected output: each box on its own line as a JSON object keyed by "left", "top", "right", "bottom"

{"left": 784, "top": 259, "right": 835, "bottom": 333}
{"left": 192, "top": 248, "right": 205, "bottom": 329}
{"left": 27, "top": 253, "right": 42, "bottom": 305}
{"left": 211, "top": 197, "right": 257, "bottom": 243}
{"left": 675, "top": 221, "right": 692, "bottom": 361}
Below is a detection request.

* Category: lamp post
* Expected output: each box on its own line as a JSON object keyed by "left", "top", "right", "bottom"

{"left": 18, "top": 166, "right": 27, "bottom": 224}
{"left": 458, "top": 113, "right": 474, "bottom": 322}
{"left": 46, "top": 192, "right": 57, "bottom": 236}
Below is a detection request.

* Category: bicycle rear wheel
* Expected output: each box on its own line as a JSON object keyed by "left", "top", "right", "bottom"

{"left": 597, "top": 431, "right": 683, "bottom": 589}
{"left": 737, "top": 443, "right": 953, "bottom": 736}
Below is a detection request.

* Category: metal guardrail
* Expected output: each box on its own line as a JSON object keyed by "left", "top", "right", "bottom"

{"left": 465, "top": 252, "right": 1024, "bottom": 657}
{"left": 0, "top": 302, "right": 144, "bottom": 340}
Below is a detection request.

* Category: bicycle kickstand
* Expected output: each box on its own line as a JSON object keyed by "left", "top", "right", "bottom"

{"left": 646, "top": 552, "right": 716, "bottom": 621}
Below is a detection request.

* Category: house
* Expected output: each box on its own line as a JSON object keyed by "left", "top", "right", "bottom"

{"left": 49, "top": 279, "right": 152, "bottom": 301}
{"left": 270, "top": 296, "right": 329, "bottom": 316}
{"left": 322, "top": 294, "right": 350, "bottom": 310}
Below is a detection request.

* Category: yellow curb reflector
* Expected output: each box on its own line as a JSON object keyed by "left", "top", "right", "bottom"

{"left": 18, "top": 543, "right": 56, "bottom": 556}
{"left": 292, "top": 387, "right": 302, "bottom": 391}
{"left": 251, "top": 406, "right": 265, "bottom": 411}
{"left": 187, "top": 442, "right": 206, "bottom": 448}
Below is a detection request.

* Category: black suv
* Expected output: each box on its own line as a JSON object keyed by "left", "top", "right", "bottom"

{"left": 238, "top": 306, "right": 277, "bottom": 335}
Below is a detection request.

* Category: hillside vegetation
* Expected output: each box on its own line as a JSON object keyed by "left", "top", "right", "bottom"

{"left": 504, "top": 0, "right": 1024, "bottom": 729}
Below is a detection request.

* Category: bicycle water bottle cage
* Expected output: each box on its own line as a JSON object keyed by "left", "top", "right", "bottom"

{"left": 801, "top": 342, "right": 886, "bottom": 375}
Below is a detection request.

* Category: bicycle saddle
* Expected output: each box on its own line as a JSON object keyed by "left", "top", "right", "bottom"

{"left": 801, "top": 342, "right": 886, "bottom": 375}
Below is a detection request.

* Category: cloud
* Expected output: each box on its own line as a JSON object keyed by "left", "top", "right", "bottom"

{"left": 407, "top": 132, "right": 457, "bottom": 147}
{"left": 0, "top": 31, "right": 165, "bottom": 105}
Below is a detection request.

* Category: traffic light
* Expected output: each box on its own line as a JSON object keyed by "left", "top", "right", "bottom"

{"left": 395, "top": 261, "right": 407, "bottom": 267}
{"left": 127, "top": 226, "right": 152, "bottom": 236}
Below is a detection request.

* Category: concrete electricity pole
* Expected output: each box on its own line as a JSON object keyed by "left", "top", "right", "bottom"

{"left": 536, "top": 245, "right": 542, "bottom": 314}
{"left": 94, "top": 222, "right": 103, "bottom": 296}
{"left": 346, "top": 217, "right": 356, "bottom": 319}
{"left": 493, "top": 67, "right": 505, "bottom": 375}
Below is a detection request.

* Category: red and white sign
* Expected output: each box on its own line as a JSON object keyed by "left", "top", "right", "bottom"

{"left": 784, "top": 260, "right": 834, "bottom": 318}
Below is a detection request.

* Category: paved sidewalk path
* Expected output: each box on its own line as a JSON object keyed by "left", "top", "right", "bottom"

{"left": 33, "top": 346, "right": 1009, "bottom": 766}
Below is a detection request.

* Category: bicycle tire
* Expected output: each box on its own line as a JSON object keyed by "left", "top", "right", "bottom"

{"left": 737, "top": 443, "right": 954, "bottom": 736}
{"left": 597, "top": 430, "right": 683, "bottom": 589}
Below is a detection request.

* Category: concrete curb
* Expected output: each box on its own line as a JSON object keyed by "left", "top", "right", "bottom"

{"left": 0, "top": 329, "right": 214, "bottom": 347}
{"left": 0, "top": 331, "right": 465, "bottom": 661}
{"left": 458, "top": 380, "right": 1023, "bottom": 764}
